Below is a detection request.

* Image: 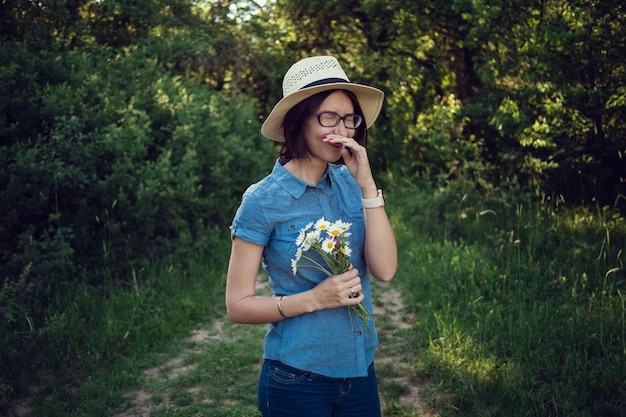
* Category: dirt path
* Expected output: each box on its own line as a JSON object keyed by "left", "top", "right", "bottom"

{"left": 372, "top": 280, "right": 435, "bottom": 416}
{"left": 115, "top": 277, "right": 434, "bottom": 416}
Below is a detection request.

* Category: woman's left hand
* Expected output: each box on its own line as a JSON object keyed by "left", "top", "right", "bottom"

{"left": 325, "top": 134, "right": 375, "bottom": 191}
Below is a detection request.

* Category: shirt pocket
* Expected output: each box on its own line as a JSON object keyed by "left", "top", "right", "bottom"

{"left": 341, "top": 206, "right": 365, "bottom": 227}
{"left": 271, "top": 220, "right": 308, "bottom": 255}
{"left": 338, "top": 206, "right": 365, "bottom": 247}
{"left": 341, "top": 205, "right": 364, "bottom": 220}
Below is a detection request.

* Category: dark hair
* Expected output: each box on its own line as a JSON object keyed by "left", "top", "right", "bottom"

{"left": 279, "top": 89, "right": 367, "bottom": 163}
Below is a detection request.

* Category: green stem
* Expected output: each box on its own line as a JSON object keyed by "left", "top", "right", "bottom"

{"left": 299, "top": 254, "right": 334, "bottom": 276}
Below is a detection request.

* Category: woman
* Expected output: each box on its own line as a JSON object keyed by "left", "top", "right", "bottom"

{"left": 226, "top": 55, "right": 397, "bottom": 417}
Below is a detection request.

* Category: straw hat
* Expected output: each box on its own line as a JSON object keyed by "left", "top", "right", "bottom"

{"left": 261, "top": 56, "right": 384, "bottom": 142}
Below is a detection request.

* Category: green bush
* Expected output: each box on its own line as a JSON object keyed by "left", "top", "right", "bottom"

{"left": 0, "top": 41, "right": 273, "bottom": 410}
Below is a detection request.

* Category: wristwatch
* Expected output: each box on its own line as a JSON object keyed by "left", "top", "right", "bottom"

{"left": 362, "top": 189, "right": 385, "bottom": 208}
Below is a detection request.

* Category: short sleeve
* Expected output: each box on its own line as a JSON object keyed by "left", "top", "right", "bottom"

{"left": 230, "top": 186, "right": 272, "bottom": 247}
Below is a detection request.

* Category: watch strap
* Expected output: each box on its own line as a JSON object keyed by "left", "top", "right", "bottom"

{"left": 362, "top": 189, "right": 385, "bottom": 208}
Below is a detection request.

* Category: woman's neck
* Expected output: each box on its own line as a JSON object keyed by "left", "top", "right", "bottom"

{"left": 284, "top": 158, "right": 327, "bottom": 185}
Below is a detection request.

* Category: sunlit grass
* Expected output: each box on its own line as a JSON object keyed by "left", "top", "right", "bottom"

{"left": 391, "top": 185, "right": 626, "bottom": 417}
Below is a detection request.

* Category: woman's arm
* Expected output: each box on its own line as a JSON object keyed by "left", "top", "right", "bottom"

{"left": 329, "top": 135, "right": 398, "bottom": 282}
{"left": 225, "top": 237, "right": 366, "bottom": 324}
{"left": 361, "top": 191, "right": 397, "bottom": 282}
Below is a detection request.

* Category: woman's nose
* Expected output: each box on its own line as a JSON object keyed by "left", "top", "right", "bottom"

{"left": 334, "top": 120, "right": 349, "bottom": 136}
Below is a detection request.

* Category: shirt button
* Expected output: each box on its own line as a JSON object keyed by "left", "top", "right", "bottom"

{"left": 356, "top": 331, "right": 362, "bottom": 336}
{"left": 319, "top": 190, "right": 324, "bottom": 196}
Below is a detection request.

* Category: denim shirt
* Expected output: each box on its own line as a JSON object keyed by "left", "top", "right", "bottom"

{"left": 230, "top": 159, "right": 378, "bottom": 378}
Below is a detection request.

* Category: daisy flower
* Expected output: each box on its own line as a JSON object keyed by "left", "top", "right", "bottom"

{"left": 303, "top": 230, "right": 320, "bottom": 251}
{"left": 328, "top": 222, "right": 342, "bottom": 237}
{"left": 295, "top": 230, "right": 306, "bottom": 247}
{"left": 290, "top": 258, "right": 298, "bottom": 275}
{"left": 336, "top": 220, "right": 351, "bottom": 232}
{"left": 321, "top": 236, "right": 336, "bottom": 253}
{"left": 314, "top": 218, "right": 331, "bottom": 232}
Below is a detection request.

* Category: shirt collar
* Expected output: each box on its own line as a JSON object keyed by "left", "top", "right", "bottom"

{"left": 271, "top": 159, "right": 333, "bottom": 199}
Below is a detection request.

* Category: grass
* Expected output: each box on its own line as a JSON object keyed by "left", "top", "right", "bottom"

{"left": 4, "top": 185, "right": 626, "bottom": 417}
{"left": 391, "top": 186, "right": 626, "bottom": 416}
{"left": 3, "top": 247, "right": 233, "bottom": 416}
{"left": 124, "top": 322, "right": 266, "bottom": 416}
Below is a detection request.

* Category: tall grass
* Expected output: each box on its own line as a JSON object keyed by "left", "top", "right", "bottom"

{"left": 391, "top": 180, "right": 626, "bottom": 417}
{"left": 6, "top": 238, "right": 231, "bottom": 416}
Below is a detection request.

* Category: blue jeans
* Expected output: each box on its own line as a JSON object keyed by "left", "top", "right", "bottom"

{"left": 258, "top": 360, "right": 382, "bottom": 417}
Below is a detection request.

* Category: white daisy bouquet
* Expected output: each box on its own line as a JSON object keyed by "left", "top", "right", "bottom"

{"left": 291, "top": 217, "right": 373, "bottom": 332}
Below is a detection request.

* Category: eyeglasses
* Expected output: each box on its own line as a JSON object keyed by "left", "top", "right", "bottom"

{"left": 315, "top": 111, "right": 363, "bottom": 129}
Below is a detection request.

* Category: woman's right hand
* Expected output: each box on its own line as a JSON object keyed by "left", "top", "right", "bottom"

{"left": 311, "top": 266, "right": 364, "bottom": 310}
